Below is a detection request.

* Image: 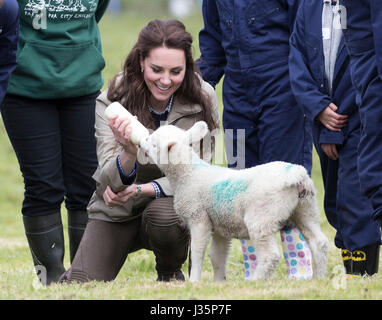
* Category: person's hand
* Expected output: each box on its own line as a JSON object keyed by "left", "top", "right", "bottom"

{"left": 317, "top": 103, "right": 348, "bottom": 132}
{"left": 103, "top": 184, "right": 140, "bottom": 207}
{"left": 321, "top": 143, "right": 339, "bottom": 160}
{"left": 108, "top": 115, "right": 138, "bottom": 156}
{"left": 103, "top": 184, "right": 156, "bottom": 207}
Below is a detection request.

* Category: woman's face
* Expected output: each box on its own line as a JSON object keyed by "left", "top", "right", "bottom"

{"left": 141, "top": 46, "right": 186, "bottom": 109}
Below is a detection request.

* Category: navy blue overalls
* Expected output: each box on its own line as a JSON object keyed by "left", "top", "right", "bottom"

{"left": 339, "top": 0, "right": 382, "bottom": 223}
{"left": 289, "top": 0, "right": 381, "bottom": 250}
{"left": 0, "top": 0, "right": 19, "bottom": 105}
{"left": 197, "top": 0, "right": 312, "bottom": 172}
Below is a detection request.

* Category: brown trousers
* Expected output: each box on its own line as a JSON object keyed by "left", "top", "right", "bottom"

{"left": 60, "top": 197, "right": 189, "bottom": 282}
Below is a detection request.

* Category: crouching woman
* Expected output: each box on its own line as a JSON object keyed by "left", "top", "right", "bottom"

{"left": 60, "top": 19, "right": 219, "bottom": 283}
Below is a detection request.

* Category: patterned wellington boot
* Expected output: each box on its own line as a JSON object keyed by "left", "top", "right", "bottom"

{"left": 280, "top": 226, "right": 313, "bottom": 280}
{"left": 241, "top": 239, "right": 258, "bottom": 280}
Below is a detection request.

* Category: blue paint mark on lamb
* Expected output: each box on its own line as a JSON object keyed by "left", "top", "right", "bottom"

{"left": 212, "top": 179, "right": 249, "bottom": 212}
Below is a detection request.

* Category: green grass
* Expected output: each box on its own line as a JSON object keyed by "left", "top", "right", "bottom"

{"left": 1, "top": 11, "right": 382, "bottom": 300}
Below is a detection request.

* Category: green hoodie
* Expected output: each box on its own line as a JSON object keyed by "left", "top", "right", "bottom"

{"left": 7, "top": 0, "right": 109, "bottom": 99}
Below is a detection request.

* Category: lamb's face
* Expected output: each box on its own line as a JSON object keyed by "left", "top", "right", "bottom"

{"left": 140, "top": 121, "right": 209, "bottom": 169}
{"left": 140, "top": 125, "right": 187, "bottom": 168}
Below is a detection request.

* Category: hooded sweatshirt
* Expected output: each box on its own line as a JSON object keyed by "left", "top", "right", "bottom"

{"left": 7, "top": 0, "right": 109, "bottom": 99}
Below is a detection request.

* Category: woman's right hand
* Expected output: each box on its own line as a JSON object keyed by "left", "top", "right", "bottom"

{"left": 317, "top": 103, "right": 348, "bottom": 132}
{"left": 108, "top": 115, "right": 138, "bottom": 156}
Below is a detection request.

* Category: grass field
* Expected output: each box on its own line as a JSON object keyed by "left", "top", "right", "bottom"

{"left": 1, "top": 10, "right": 382, "bottom": 301}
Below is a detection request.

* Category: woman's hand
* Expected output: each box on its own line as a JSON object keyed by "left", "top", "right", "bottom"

{"left": 321, "top": 143, "right": 339, "bottom": 160}
{"left": 108, "top": 115, "right": 138, "bottom": 156}
{"left": 317, "top": 103, "right": 348, "bottom": 132}
{"left": 103, "top": 184, "right": 156, "bottom": 207}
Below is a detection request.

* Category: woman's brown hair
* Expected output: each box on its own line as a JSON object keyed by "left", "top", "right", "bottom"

{"left": 107, "top": 19, "right": 218, "bottom": 131}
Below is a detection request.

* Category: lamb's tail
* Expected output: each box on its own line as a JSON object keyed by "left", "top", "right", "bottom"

{"left": 284, "top": 163, "right": 316, "bottom": 199}
{"left": 297, "top": 175, "right": 316, "bottom": 199}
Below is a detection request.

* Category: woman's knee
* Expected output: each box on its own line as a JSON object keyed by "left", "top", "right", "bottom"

{"left": 143, "top": 197, "right": 189, "bottom": 245}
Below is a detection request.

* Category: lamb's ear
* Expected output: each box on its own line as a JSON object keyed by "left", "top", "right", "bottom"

{"left": 187, "top": 121, "right": 209, "bottom": 144}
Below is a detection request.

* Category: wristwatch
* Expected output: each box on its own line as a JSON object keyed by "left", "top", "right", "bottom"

{"left": 136, "top": 185, "right": 142, "bottom": 198}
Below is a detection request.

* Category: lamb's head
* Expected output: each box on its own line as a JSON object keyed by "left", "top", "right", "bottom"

{"left": 140, "top": 121, "right": 209, "bottom": 170}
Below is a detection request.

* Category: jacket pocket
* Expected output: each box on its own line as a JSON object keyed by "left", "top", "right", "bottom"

{"left": 216, "top": 2, "right": 233, "bottom": 34}
{"left": 246, "top": 0, "right": 282, "bottom": 28}
{"left": 14, "top": 41, "right": 105, "bottom": 98}
{"left": 305, "top": 34, "right": 322, "bottom": 80}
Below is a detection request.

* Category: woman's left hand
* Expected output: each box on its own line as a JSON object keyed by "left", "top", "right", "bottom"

{"left": 103, "top": 184, "right": 155, "bottom": 207}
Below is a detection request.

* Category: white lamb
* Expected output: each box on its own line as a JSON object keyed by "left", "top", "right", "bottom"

{"left": 139, "top": 121, "right": 329, "bottom": 282}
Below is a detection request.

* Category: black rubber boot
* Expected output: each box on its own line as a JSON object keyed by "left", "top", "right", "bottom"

{"left": 352, "top": 244, "right": 380, "bottom": 276}
{"left": 341, "top": 249, "right": 352, "bottom": 274}
{"left": 23, "top": 213, "right": 66, "bottom": 285}
{"left": 67, "top": 210, "right": 88, "bottom": 263}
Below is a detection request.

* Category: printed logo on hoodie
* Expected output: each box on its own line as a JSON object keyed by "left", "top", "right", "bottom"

{"left": 24, "top": 0, "right": 98, "bottom": 21}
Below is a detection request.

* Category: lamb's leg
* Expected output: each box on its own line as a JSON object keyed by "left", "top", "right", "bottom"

{"left": 209, "top": 233, "right": 231, "bottom": 281}
{"left": 248, "top": 233, "right": 281, "bottom": 280}
{"left": 244, "top": 211, "right": 282, "bottom": 280}
{"left": 188, "top": 221, "right": 212, "bottom": 282}
{"left": 291, "top": 197, "right": 329, "bottom": 278}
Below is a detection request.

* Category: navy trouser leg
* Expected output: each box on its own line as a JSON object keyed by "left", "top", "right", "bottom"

{"left": 313, "top": 117, "right": 381, "bottom": 251}
{"left": 256, "top": 100, "right": 312, "bottom": 173}
{"left": 314, "top": 143, "right": 341, "bottom": 247}
{"left": 336, "top": 129, "right": 381, "bottom": 250}
{"left": 222, "top": 70, "right": 312, "bottom": 171}
{"left": 1, "top": 94, "right": 65, "bottom": 216}
{"left": 312, "top": 123, "right": 342, "bottom": 247}
{"left": 222, "top": 73, "right": 258, "bottom": 169}
{"left": 223, "top": 98, "right": 312, "bottom": 171}
{"left": 370, "top": 0, "right": 382, "bottom": 76}
{"left": 58, "top": 94, "right": 98, "bottom": 212}
{"left": 341, "top": 0, "right": 382, "bottom": 221}
{"left": 1, "top": 93, "right": 98, "bottom": 217}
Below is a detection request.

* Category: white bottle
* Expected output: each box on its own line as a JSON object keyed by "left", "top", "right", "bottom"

{"left": 104, "top": 102, "right": 150, "bottom": 145}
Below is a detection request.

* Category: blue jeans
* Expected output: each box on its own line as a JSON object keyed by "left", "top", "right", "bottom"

{"left": 1, "top": 92, "right": 99, "bottom": 217}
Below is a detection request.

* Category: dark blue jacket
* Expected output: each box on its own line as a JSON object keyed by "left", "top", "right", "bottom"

{"left": 339, "top": 0, "right": 382, "bottom": 221}
{"left": 289, "top": 0, "right": 382, "bottom": 250}
{"left": 289, "top": 0, "right": 356, "bottom": 146}
{"left": 372, "top": 0, "right": 382, "bottom": 76}
{"left": 0, "top": 0, "right": 19, "bottom": 105}
{"left": 198, "top": 0, "right": 312, "bottom": 173}
{"left": 198, "top": 0, "right": 301, "bottom": 87}
{"left": 339, "top": 0, "right": 382, "bottom": 77}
